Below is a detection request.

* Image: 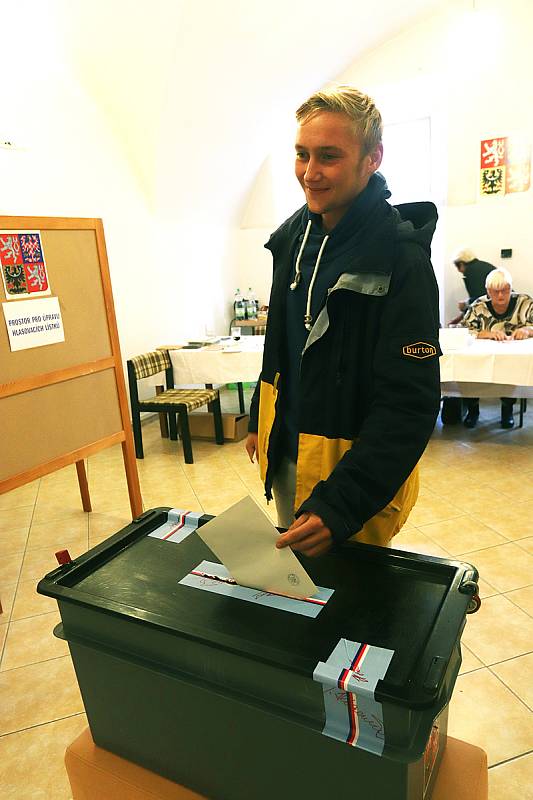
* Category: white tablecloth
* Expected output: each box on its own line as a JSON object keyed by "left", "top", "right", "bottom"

{"left": 169, "top": 336, "right": 264, "bottom": 384}
{"left": 439, "top": 335, "right": 533, "bottom": 398}
{"left": 168, "top": 333, "right": 533, "bottom": 398}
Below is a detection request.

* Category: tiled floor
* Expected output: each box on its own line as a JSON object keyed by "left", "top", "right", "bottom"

{"left": 1, "top": 393, "right": 532, "bottom": 798}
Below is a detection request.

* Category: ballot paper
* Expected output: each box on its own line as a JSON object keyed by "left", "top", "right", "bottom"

{"left": 195, "top": 496, "right": 318, "bottom": 599}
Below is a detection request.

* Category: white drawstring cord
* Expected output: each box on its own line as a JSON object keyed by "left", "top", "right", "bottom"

{"left": 289, "top": 220, "right": 312, "bottom": 290}
{"left": 304, "top": 235, "right": 329, "bottom": 330}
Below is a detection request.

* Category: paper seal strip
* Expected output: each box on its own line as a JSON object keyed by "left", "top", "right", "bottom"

{"left": 180, "top": 560, "right": 334, "bottom": 618}
{"left": 148, "top": 509, "right": 202, "bottom": 543}
{"left": 313, "top": 638, "right": 394, "bottom": 755}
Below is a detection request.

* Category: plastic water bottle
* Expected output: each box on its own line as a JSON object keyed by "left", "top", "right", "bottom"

{"left": 234, "top": 289, "right": 245, "bottom": 321}
{"left": 245, "top": 287, "right": 257, "bottom": 320}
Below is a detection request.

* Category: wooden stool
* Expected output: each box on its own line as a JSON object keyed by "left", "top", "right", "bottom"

{"left": 65, "top": 728, "right": 206, "bottom": 800}
{"left": 65, "top": 728, "right": 488, "bottom": 800}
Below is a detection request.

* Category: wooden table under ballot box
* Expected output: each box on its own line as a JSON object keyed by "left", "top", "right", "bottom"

{"left": 38, "top": 508, "right": 481, "bottom": 800}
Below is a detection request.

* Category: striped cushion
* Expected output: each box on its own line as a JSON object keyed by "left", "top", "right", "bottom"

{"left": 130, "top": 350, "right": 171, "bottom": 379}
{"left": 142, "top": 388, "right": 218, "bottom": 412}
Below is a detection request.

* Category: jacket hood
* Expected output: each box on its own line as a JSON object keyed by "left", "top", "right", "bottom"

{"left": 393, "top": 201, "right": 438, "bottom": 256}
{"left": 265, "top": 174, "right": 438, "bottom": 275}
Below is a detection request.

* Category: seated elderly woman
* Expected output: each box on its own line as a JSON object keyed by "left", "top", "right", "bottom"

{"left": 461, "top": 267, "right": 533, "bottom": 428}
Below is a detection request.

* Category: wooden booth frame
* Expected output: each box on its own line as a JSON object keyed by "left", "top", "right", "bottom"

{"left": 0, "top": 216, "right": 142, "bottom": 518}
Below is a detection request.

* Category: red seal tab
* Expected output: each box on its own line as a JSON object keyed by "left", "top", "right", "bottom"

{"left": 55, "top": 549, "right": 72, "bottom": 565}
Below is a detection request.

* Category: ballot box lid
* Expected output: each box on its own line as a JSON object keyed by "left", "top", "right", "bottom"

{"left": 38, "top": 508, "right": 478, "bottom": 713}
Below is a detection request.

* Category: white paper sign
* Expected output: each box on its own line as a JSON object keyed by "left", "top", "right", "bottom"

{"left": 2, "top": 297, "right": 65, "bottom": 351}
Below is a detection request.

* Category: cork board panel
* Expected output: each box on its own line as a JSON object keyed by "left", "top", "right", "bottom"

{"left": 0, "top": 369, "right": 122, "bottom": 481}
{"left": 0, "top": 228, "right": 112, "bottom": 383}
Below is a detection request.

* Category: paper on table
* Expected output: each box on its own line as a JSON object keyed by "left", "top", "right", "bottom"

{"left": 195, "top": 496, "right": 317, "bottom": 599}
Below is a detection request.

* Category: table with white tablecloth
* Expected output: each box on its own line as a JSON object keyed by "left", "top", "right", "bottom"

{"left": 166, "top": 335, "right": 533, "bottom": 424}
{"left": 168, "top": 337, "right": 264, "bottom": 412}
{"left": 439, "top": 336, "right": 533, "bottom": 399}
{"left": 169, "top": 336, "right": 264, "bottom": 385}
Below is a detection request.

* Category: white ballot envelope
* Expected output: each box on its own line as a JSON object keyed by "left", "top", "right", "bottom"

{"left": 195, "top": 496, "right": 318, "bottom": 599}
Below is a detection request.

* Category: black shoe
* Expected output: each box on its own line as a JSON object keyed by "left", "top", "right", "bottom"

{"left": 501, "top": 411, "right": 515, "bottom": 428}
{"left": 464, "top": 410, "right": 479, "bottom": 428}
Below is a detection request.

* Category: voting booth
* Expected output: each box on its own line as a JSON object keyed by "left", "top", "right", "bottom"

{"left": 38, "top": 507, "right": 479, "bottom": 800}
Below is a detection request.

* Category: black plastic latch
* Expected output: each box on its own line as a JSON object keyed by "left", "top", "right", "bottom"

{"left": 423, "top": 656, "right": 447, "bottom": 691}
{"left": 133, "top": 509, "right": 157, "bottom": 524}
{"left": 459, "top": 568, "right": 479, "bottom": 595}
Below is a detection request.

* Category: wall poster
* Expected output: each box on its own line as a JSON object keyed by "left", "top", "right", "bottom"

{"left": 0, "top": 230, "right": 51, "bottom": 299}
{"left": 480, "top": 137, "right": 531, "bottom": 196}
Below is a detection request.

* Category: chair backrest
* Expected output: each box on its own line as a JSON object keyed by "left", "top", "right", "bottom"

{"left": 129, "top": 350, "right": 171, "bottom": 380}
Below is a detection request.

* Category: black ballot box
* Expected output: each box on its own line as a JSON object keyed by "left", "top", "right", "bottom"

{"left": 37, "top": 508, "right": 479, "bottom": 800}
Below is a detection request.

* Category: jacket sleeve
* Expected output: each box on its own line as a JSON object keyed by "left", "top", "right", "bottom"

{"left": 248, "top": 376, "right": 261, "bottom": 433}
{"left": 298, "top": 244, "right": 441, "bottom": 543}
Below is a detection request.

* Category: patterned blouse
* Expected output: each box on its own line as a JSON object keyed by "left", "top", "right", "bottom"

{"left": 462, "top": 293, "right": 533, "bottom": 335}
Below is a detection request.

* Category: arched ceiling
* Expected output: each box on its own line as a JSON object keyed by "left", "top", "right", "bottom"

{"left": 54, "top": 0, "right": 450, "bottom": 222}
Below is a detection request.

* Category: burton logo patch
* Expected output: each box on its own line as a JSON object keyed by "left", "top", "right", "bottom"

{"left": 402, "top": 342, "right": 437, "bottom": 359}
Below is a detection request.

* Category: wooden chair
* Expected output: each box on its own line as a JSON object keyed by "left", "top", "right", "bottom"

{"left": 127, "top": 350, "right": 224, "bottom": 464}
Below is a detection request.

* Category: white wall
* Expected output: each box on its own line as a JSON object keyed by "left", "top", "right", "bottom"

{"left": 0, "top": 3, "right": 159, "bottom": 368}
{"left": 239, "top": 0, "right": 533, "bottom": 324}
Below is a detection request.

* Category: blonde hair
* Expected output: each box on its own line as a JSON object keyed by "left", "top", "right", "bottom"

{"left": 453, "top": 248, "right": 476, "bottom": 265}
{"left": 486, "top": 268, "right": 512, "bottom": 290}
{"left": 296, "top": 84, "right": 383, "bottom": 155}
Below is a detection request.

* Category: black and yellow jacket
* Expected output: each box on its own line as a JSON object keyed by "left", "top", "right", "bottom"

{"left": 249, "top": 178, "right": 441, "bottom": 546}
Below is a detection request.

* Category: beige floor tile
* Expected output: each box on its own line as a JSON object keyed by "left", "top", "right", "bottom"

{"left": 39, "top": 465, "right": 82, "bottom": 487}
{"left": 516, "top": 536, "right": 533, "bottom": 555}
{"left": 417, "top": 515, "right": 506, "bottom": 555}
{"left": 461, "top": 595, "right": 533, "bottom": 665}
{"left": 405, "top": 496, "right": 463, "bottom": 527}
{"left": 477, "top": 577, "right": 499, "bottom": 599}
{"left": 0, "top": 712, "right": 87, "bottom": 800}
{"left": 0, "top": 585, "right": 16, "bottom": 622}
{"left": 506, "top": 585, "right": 533, "bottom": 616}
{"left": 194, "top": 485, "right": 250, "bottom": 516}
{"left": 88, "top": 511, "right": 133, "bottom": 537}
{"left": 0, "top": 551, "right": 24, "bottom": 586}
{"left": 11, "top": 578, "right": 58, "bottom": 621}
{"left": 469, "top": 502, "right": 533, "bottom": 542}
{"left": 463, "top": 542, "right": 533, "bottom": 592}
{"left": 0, "top": 655, "right": 83, "bottom": 735}
{"left": 31, "top": 503, "right": 89, "bottom": 526}
{"left": 437, "top": 484, "right": 509, "bottom": 514}
{"left": 491, "top": 652, "right": 533, "bottom": 710}
{"left": 26, "top": 515, "right": 89, "bottom": 550}
{"left": 448, "top": 668, "right": 533, "bottom": 765}
{"left": 459, "top": 643, "right": 484, "bottom": 675}
{"left": 142, "top": 490, "right": 200, "bottom": 512}
{"left": 0, "top": 623, "right": 7, "bottom": 653}
{"left": 0, "top": 505, "right": 33, "bottom": 533}
{"left": 1, "top": 610, "right": 67, "bottom": 671}
{"left": 19, "top": 536, "right": 88, "bottom": 582}
{"left": 488, "top": 752, "right": 533, "bottom": 800}
{"left": 488, "top": 476, "right": 533, "bottom": 503}
{"left": 0, "top": 527, "right": 29, "bottom": 557}
{"left": 0, "top": 481, "right": 39, "bottom": 511}
{"left": 390, "top": 528, "right": 452, "bottom": 559}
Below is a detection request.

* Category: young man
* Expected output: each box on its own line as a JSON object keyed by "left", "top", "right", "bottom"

{"left": 461, "top": 267, "right": 533, "bottom": 429}
{"left": 245, "top": 85, "right": 441, "bottom": 556}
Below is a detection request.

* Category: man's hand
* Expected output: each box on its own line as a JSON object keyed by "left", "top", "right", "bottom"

{"left": 512, "top": 328, "right": 531, "bottom": 340}
{"left": 245, "top": 432, "right": 258, "bottom": 462}
{"left": 276, "top": 512, "right": 333, "bottom": 558}
{"left": 477, "top": 329, "right": 508, "bottom": 341}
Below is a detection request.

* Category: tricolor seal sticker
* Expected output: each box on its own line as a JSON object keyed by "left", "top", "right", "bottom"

{"left": 402, "top": 341, "right": 437, "bottom": 359}
{"left": 313, "top": 639, "right": 394, "bottom": 756}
